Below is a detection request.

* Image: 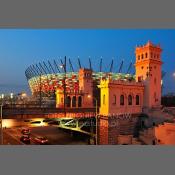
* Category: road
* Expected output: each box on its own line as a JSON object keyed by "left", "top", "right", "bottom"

{"left": 2, "top": 126, "right": 89, "bottom": 145}
{"left": 2, "top": 131, "right": 23, "bottom": 145}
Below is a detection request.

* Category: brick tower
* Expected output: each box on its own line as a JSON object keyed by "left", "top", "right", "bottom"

{"left": 135, "top": 41, "right": 163, "bottom": 108}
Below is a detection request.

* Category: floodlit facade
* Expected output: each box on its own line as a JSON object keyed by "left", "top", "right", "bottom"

{"left": 55, "top": 68, "right": 94, "bottom": 108}
{"left": 135, "top": 41, "right": 162, "bottom": 108}
{"left": 98, "top": 41, "right": 162, "bottom": 116}
{"left": 98, "top": 79, "right": 144, "bottom": 115}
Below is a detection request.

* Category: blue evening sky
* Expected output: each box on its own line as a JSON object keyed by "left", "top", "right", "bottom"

{"left": 0, "top": 29, "right": 174, "bottom": 95}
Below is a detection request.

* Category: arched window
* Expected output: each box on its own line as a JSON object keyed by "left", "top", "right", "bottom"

{"left": 113, "top": 95, "right": 116, "bottom": 105}
{"left": 78, "top": 96, "right": 82, "bottom": 107}
{"left": 152, "top": 140, "right": 156, "bottom": 145}
{"left": 103, "top": 94, "right": 106, "bottom": 105}
{"left": 120, "top": 95, "right": 124, "bottom": 106}
{"left": 138, "top": 55, "right": 140, "bottom": 60}
{"left": 136, "top": 95, "right": 140, "bottom": 105}
{"left": 72, "top": 96, "right": 76, "bottom": 107}
{"left": 66, "top": 96, "right": 71, "bottom": 107}
{"left": 145, "top": 52, "right": 148, "bottom": 58}
{"left": 128, "top": 95, "right": 132, "bottom": 105}
{"left": 141, "top": 54, "right": 144, "bottom": 59}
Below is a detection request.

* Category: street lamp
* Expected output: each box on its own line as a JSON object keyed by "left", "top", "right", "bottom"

{"left": 21, "top": 92, "right": 27, "bottom": 98}
{"left": 0, "top": 94, "right": 4, "bottom": 145}
{"left": 10, "top": 93, "right": 13, "bottom": 106}
{"left": 87, "top": 94, "right": 98, "bottom": 145}
{"left": 59, "top": 56, "right": 67, "bottom": 118}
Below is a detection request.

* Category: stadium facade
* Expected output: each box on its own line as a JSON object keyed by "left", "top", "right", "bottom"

{"left": 25, "top": 56, "right": 135, "bottom": 101}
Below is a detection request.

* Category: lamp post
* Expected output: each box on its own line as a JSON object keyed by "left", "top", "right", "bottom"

{"left": 87, "top": 94, "right": 98, "bottom": 145}
{"left": 60, "top": 56, "right": 67, "bottom": 118}
{"left": 0, "top": 94, "right": 4, "bottom": 145}
{"left": 39, "top": 74, "right": 42, "bottom": 108}
{"left": 10, "top": 93, "right": 13, "bottom": 107}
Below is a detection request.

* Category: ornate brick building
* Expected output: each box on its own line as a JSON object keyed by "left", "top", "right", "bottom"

{"left": 55, "top": 41, "right": 164, "bottom": 145}
{"left": 97, "top": 41, "right": 163, "bottom": 144}
{"left": 55, "top": 68, "right": 94, "bottom": 108}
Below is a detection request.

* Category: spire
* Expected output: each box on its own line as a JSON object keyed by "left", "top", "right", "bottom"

{"left": 147, "top": 40, "right": 153, "bottom": 46}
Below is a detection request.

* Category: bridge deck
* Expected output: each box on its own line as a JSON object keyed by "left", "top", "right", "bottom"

{"left": 2, "top": 107, "right": 97, "bottom": 119}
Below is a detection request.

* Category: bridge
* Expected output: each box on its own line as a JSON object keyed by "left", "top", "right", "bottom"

{"left": 1, "top": 105, "right": 97, "bottom": 143}
{"left": 57, "top": 117, "right": 96, "bottom": 136}
{"left": 2, "top": 106, "right": 97, "bottom": 118}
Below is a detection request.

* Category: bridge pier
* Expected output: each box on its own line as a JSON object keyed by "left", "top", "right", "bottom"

{"left": 98, "top": 114, "right": 141, "bottom": 145}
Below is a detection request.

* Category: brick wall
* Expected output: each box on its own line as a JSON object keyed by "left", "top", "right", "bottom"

{"left": 98, "top": 114, "right": 140, "bottom": 145}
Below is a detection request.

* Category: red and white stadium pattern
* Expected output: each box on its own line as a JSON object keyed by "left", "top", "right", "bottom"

{"left": 25, "top": 60, "right": 135, "bottom": 96}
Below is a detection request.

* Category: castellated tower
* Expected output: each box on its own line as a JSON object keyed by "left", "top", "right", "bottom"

{"left": 78, "top": 68, "right": 93, "bottom": 108}
{"left": 135, "top": 41, "right": 163, "bottom": 108}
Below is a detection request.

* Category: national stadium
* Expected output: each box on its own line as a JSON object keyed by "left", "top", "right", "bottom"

{"left": 25, "top": 58, "right": 135, "bottom": 97}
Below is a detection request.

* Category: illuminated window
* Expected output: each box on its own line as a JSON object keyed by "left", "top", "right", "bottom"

{"left": 136, "top": 95, "right": 140, "bottom": 105}
{"left": 128, "top": 95, "right": 132, "bottom": 105}
{"left": 113, "top": 95, "right": 116, "bottom": 105}
{"left": 103, "top": 94, "right": 106, "bottom": 105}
{"left": 120, "top": 95, "right": 124, "bottom": 106}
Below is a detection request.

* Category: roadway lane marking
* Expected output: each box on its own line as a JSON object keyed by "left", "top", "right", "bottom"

{"left": 3, "top": 130, "right": 25, "bottom": 145}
